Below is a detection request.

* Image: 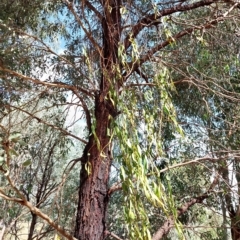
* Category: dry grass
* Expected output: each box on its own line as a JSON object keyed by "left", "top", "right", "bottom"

{"left": 4, "top": 221, "right": 55, "bottom": 240}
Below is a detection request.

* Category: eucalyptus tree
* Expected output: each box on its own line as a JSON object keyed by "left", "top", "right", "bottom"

{"left": 166, "top": 15, "right": 240, "bottom": 239}
{"left": 1, "top": 0, "right": 240, "bottom": 240}
{"left": 0, "top": 89, "right": 78, "bottom": 239}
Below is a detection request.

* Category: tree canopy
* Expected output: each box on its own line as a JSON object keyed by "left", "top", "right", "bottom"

{"left": 1, "top": 0, "right": 240, "bottom": 240}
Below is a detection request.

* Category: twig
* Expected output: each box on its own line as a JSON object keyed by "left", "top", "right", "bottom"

{"left": 105, "top": 230, "right": 124, "bottom": 240}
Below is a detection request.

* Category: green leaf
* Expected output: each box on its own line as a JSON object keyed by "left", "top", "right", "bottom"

{"left": 22, "top": 159, "right": 31, "bottom": 167}
{"left": 120, "top": 166, "right": 126, "bottom": 181}
{"left": 18, "top": 140, "right": 27, "bottom": 146}
{"left": 9, "top": 148, "right": 18, "bottom": 156}
{"left": 9, "top": 133, "right": 21, "bottom": 143}
{"left": 129, "top": 210, "right": 135, "bottom": 220}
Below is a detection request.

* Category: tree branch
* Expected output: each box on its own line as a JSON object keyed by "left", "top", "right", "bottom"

{"left": 108, "top": 155, "right": 224, "bottom": 196}
{"left": 0, "top": 66, "right": 93, "bottom": 97}
{"left": 10, "top": 105, "right": 88, "bottom": 144}
{"left": 125, "top": 8, "right": 238, "bottom": 80}
{"left": 71, "top": 88, "right": 92, "bottom": 132}
{"left": 84, "top": 0, "right": 103, "bottom": 22}
{"left": 0, "top": 191, "right": 76, "bottom": 240}
{"left": 152, "top": 174, "right": 219, "bottom": 240}
{"left": 104, "top": 230, "right": 124, "bottom": 240}
{"left": 63, "top": 0, "right": 103, "bottom": 57}
{"left": 23, "top": 200, "right": 77, "bottom": 240}
{"left": 124, "top": 0, "right": 217, "bottom": 50}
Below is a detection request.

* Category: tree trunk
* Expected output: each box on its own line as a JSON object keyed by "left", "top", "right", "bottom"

{"left": 0, "top": 220, "right": 6, "bottom": 240}
{"left": 231, "top": 157, "right": 240, "bottom": 240}
{"left": 28, "top": 213, "right": 37, "bottom": 240}
{"left": 74, "top": 99, "right": 112, "bottom": 240}
{"left": 220, "top": 193, "right": 228, "bottom": 240}
{"left": 74, "top": 1, "right": 121, "bottom": 239}
{"left": 220, "top": 159, "right": 240, "bottom": 240}
{"left": 231, "top": 214, "right": 240, "bottom": 240}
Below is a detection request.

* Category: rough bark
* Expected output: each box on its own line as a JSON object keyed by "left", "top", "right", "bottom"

{"left": 74, "top": 1, "right": 121, "bottom": 239}
{"left": 74, "top": 106, "right": 112, "bottom": 240}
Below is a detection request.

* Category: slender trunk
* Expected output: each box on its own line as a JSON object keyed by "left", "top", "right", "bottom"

{"left": 0, "top": 220, "right": 6, "bottom": 240}
{"left": 231, "top": 211, "right": 240, "bottom": 240}
{"left": 231, "top": 157, "right": 240, "bottom": 240}
{"left": 220, "top": 193, "right": 228, "bottom": 240}
{"left": 28, "top": 213, "right": 37, "bottom": 240}
{"left": 220, "top": 159, "right": 240, "bottom": 240}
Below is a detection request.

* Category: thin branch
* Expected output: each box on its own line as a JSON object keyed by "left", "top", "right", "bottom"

{"left": 0, "top": 191, "right": 76, "bottom": 240}
{"left": 108, "top": 155, "right": 220, "bottom": 196}
{"left": 10, "top": 105, "right": 88, "bottom": 144}
{"left": 0, "top": 66, "right": 93, "bottom": 97}
{"left": 108, "top": 183, "right": 122, "bottom": 197}
{"left": 159, "top": 156, "right": 219, "bottom": 174}
{"left": 126, "top": 8, "right": 238, "bottom": 79}
{"left": 84, "top": 0, "right": 103, "bottom": 21}
{"left": 23, "top": 201, "right": 77, "bottom": 240}
{"left": 124, "top": 0, "right": 217, "bottom": 49}
{"left": 3, "top": 28, "right": 97, "bottom": 94}
{"left": 135, "top": 68, "right": 149, "bottom": 83}
{"left": 32, "top": 158, "right": 82, "bottom": 208}
{"left": 152, "top": 174, "right": 219, "bottom": 240}
{"left": 125, "top": 83, "right": 156, "bottom": 88}
{"left": 0, "top": 191, "right": 23, "bottom": 204}
{"left": 63, "top": 0, "right": 103, "bottom": 57}
{"left": 104, "top": 230, "right": 124, "bottom": 240}
{"left": 72, "top": 88, "right": 92, "bottom": 132}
